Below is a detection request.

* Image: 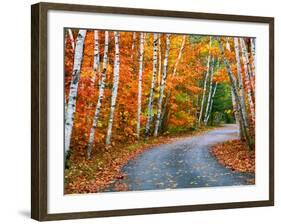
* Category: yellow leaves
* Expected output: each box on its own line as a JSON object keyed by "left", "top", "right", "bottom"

{"left": 80, "top": 69, "right": 94, "bottom": 78}
{"left": 199, "top": 44, "right": 209, "bottom": 55}
{"left": 106, "top": 63, "right": 113, "bottom": 74}
{"left": 97, "top": 121, "right": 103, "bottom": 128}
{"left": 210, "top": 47, "right": 220, "bottom": 58}
{"left": 213, "top": 68, "right": 229, "bottom": 83}
{"left": 187, "top": 86, "right": 202, "bottom": 94}
{"left": 225, "top": 109, "right": 232, "bottom": 115}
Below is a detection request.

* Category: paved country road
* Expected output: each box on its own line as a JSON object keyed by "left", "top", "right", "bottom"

{"left": 104, "top": 124, "right": 255, "bottom": 192}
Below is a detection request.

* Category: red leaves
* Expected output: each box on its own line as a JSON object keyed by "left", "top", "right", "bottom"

{"left": 211, "top": 140, "right": 255, "bottom": 173}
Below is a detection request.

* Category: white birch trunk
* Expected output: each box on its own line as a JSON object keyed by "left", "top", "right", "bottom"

{"left": 105, "top": 32, "right": 120, "bottom": 145}
{"left": 154, "top": 34, "right": 171, "bottom": 137}
{"left": 172, "top": 36, "right": 186, "bottom": 78}
{"left": 68, "top": 28, "right": 75, "bottom": 50}
{"left": 145, "top": 34, "right": 158, "bottom": 136}
{"left": 231, "top": 86, "right": 244, "bottom": 139}
{"left": 250, "top": 38, "right": 256, "bottom": 78}
{"left": 240, "top": 38, "right": 255, "bottom": 94}
{"left": 226, "top": 37, "right": 231, "bottom": 51}
{"left": 64, "top": 29, "right": 76, "bottom": 117}
{"left": 158, "top": 34, "right": 162, "bottom": 87}
{"left": 87, "top": 31, "right": 109, "bottom": 158}
{"left": 92, "top": 30, "right": 100, "bottom": 85}
{"left": 198, "top": 36, "right": 212, "bottom": 126}
{"left": 131, "top": 32, "right": 136, "bottom": 59}
{"left": 64, "top": 30, "right": 87, "bottom": 156}
{"left": 204, "top": 56, "right": 215, "bottom": 126}
{"left": 136, "top": 33, "right": 145, "bottom": 138}
{"left": 205, "top": 82, "right": 217, "bottom": 124}
{"left": 240, "top": 38, "right": 255, "bottom": 122}
{"left": 231, "top": 87, "right": 239, "bottom": 124}
{"left": 217, "top": 37, "right": 252, "bottom": 150}
{"left": 159, "top": 35, "right": 186, "bottom": 129}
{"left": 240, "top": 38, "right": 253, "bottom": 79}
{"left": 234, "top": 37, "right": 249, "bottom": 129}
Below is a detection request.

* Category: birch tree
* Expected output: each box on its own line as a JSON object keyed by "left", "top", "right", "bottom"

{"left": 66, "top": 28, "right": 75, "bottom": 50}
{"left": 234, "top": 37, "right": 249, "bottom": 129}
{"left": 231, "top": 86, "right": 244, "bottom": 139}
{"left": 136, "top": 33, "right": 145, "bottom": 138}
{"left": 106, "top": 32, "right": 120, "bottom": 145}
{"left": 250, "top": 38, "right": 256, "bottom": 78}
{"left": 87, "top": 31, "right": 109, "bottom": 158}
{"left": 204, "top": 56, "right": 215, "bottom": 126}
{"left": 205, "top": 82, "right": 217, "bottom": 125}
{"left": 198, "top": 36, "right": 212, "bottom": 126}
{"left": 64, "top": 29, "right": 75, "bottom": 117}
{"left": 64, "top": 29, "right": 87, "bottom": 156}
{"left": 154, "top": 34, "right": 170, "bottom": 137}
{"left": 158, "top": 34, "right": 162, "bottom": 87}
{"left": 145, "top": 34, "right": 158, "bottom": 136}
{"left": 240, "top": 38, "right": 255, "bottom": 94}
{"left": 217, "top": 37, "right": 253, "bottom": 150}
{"left": 92, "top": 30, "right": 100, "bottom": 85}
{"left": 240, "top": 38, "right": 253, "bottom": 79}
{"left": 131, "top": 32, "right": 136, "bottom": 59}
{"left": 159, "top": 35, "right": 186, "bottom": 129}
{"left": 240, "top": 38, "right": 255, "bottom": 122}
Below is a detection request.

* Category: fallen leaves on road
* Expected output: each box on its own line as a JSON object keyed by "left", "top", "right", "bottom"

{"left": 211, "top": 140, "right": 255, "bottom": 173}
{"left": 64, "top": 127, "right": 224, "bottom": 194}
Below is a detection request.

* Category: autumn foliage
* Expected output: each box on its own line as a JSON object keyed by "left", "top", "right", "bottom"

{"left": 64, "top": 29, "right": 256, "bottom": 193}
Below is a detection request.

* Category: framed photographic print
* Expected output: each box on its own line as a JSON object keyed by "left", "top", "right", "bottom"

{"left": 31, "top": 2, "right": 274, "bottom": 221}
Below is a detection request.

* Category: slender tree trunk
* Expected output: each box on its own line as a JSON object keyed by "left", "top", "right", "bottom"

{"left": 105, "top": 32, "right": 120, "bottom": 145}
{"left": 131, "top": 32, "right": 136, "bottom": 59}
{"left": 87, "top": 31, "right": 109, "bottom": 158}
{"left": 250, "top": 38, "right": 256, "bottom": 78}
{"left": 64, "top": 29, "right": 76, "bottom": 115}
{"left": 217, "top": 37, "right": 253, "bottom": 150}
{"left": 159, "top": 35, "right": 186, "bottom": 129}
{"left": 68, "top": 28, "right": 75, "bottom": 50}
{"left": 154, "top": 34, "right": 171, "bottom": 137}
{"left": 240, "top": 38, "right": 255, "bottom": 122}
{"left": 136, "top": 33, "right": 145, "bottom": 138}
{"left": 204, "top": 56, "right": 215, "bottom": 126}
{"left": 240, "top": 38, "right": 253, "bottom": 79}
{"left": 158, "top": 34, "right": 162, "bottom": 87}
{"left": 240, "top": 38, "right": 255, "bottom": 95}
{"left": 145, "top": 34, "right": 158, "bottom": 136}
{"left": 231, "top": 86, "right": 244, "bottom": 139}
{"left": 226, "top": 37, "right": 231, "bottom": 51}
{"left": 198, "top": 36, "right": 212, "bottom": 127}
{"left": 64, "top": 30, "right": 87, "bottom": 156}
{"left": 234, "top": 37, "right": 249, "bottom": 129}
{"left": 92, "top": 30, "right": 100, "bottom": 85}
{"left": 205, "top": 82, "right": 217, "bottom": 124}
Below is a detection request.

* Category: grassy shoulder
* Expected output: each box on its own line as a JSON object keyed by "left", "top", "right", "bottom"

{"left": 65, "top": 126, "right": 217, "bottom": 194}
{"left": 210, "top": 139, "right": 255, "bottom": 173}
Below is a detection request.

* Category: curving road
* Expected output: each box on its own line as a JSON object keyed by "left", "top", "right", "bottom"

{"left": 104, "top": 124, "right": 255, "bottom": 192}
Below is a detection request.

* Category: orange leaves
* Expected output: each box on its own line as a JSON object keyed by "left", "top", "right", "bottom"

{"left": 211, "top": 140, "right": 255, "bottom": 173}
{"left": 186, "top": 86, "right": 202, "bottom": 94}
{"left": 64, "top": 30, "right": 255, "bottom": 170}
{"left": 81, "top": 31, "right": 94, "bottom": 73}
{"left": 124, "top": 127, "right": 134, "bottom": 136}
{"left": 213, "top": 67, "right": 229, "bottom": 83}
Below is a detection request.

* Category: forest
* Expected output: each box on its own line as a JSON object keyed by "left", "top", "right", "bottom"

{"left": 64, "top": 29, "right": 256, "bottom": 193}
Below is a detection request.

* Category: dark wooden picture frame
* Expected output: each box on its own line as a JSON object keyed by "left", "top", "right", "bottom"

{"left": 31, "top": 2, "right": 274, "bottom": 221}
